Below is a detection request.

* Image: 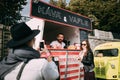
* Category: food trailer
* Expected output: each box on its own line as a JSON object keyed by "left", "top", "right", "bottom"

{"left": 27, "top": 0, "right": 92, "bottom": 80}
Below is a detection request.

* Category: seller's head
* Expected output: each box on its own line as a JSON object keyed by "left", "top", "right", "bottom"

{"left": 7, "top": 22, "right": 40, "bottom": 49}
{"left": 57, "top": 33, "right": 64, "bottom": 43}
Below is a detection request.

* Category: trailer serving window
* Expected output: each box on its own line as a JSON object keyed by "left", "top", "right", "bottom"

{"left": 94, "top": 49, "right": 118, "bottom": 57}
{"left": 43, "top": 21, "right": 80, "bottom": 47}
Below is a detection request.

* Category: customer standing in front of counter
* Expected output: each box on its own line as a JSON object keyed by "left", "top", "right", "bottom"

{"left": 50, "top": 33, "right": 66, "bottom": 49}
{"left": 0, "top": 22, "right": 59, "bottom": 80}
{"left": 78, "top": 40, "right": 95, "bottom": 80}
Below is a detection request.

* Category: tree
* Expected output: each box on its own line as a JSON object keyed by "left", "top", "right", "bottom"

{"left": 49, "top": 0, "right": 57, "bottom": 6}
{"left": 0, "top": 0, "right": 27, "bottom": 26}
{"left": 49, "top": 0, "right": 66, "bottom": 9}
{"left": 57, "top": 0, "right": 66, "bottom": 9}
{"left": 68, "top": 0, "right": 120, "bottom": 33}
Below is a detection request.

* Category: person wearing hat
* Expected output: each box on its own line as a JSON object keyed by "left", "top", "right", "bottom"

{"left": 0, "top": 22, "right": 59, "bottom": 80}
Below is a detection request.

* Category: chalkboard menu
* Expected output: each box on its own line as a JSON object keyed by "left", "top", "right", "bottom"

{"left": 30, "top": 0, "right": 92, "bottom": 31}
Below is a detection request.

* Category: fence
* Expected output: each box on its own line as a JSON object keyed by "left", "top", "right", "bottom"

{"left": 0, "top": 24, "right": 10, "bottom": 60}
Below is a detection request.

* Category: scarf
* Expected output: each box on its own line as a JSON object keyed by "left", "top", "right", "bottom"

{"left": 0, "top": 46, "right": 40, "bottom": 79}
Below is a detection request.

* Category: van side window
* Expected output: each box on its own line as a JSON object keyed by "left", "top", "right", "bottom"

{"left": 94, "top": 49, "right": 118, "bottom": 57}
{"left": 111, "top": 49, "right": 118, "bottom": 56}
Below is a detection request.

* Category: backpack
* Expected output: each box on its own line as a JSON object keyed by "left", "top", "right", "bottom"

{"left": 0, "top": 60, "right": 29, "bottom": 80}
{"left": 0, "top": 59, "right": 45, "bottom": 80}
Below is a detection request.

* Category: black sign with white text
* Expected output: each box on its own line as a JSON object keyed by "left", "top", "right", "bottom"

{"left": 31, "top": 0, "right": 92, "bottom": 30}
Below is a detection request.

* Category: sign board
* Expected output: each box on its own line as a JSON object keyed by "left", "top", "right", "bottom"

{"left": 30, "top": 0, "right": 92, "bottom": 31}
{"left": 80, "top": 30, "right": 88, "bottom": 42}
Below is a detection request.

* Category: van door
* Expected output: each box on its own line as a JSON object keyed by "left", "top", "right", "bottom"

{"left": 94, "top": 48, "right": 119, "bottom": 79}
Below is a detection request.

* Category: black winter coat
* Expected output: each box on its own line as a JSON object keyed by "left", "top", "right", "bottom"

{"left": 81, "top": 50, "right": 95, "bottom": 72}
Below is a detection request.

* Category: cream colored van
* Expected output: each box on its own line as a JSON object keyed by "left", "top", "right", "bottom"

{"left": 94, "top": 42, "right": 120, "bottom": 80}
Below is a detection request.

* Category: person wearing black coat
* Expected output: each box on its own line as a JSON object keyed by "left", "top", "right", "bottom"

{"left": 78, "top": 40, "right": 95, "bottom": 80}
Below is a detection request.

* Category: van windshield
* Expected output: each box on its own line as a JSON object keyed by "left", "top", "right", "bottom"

{"left": 94, "top": 49, "right": 118, "bottom": 57}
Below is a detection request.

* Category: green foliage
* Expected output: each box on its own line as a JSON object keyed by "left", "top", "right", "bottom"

{"left": 49, "top": 0, "right": 66, "bottom": 9}
{"left": 68, "top": 0, "right": 120, "bottom": 32}
{"left": 57, "top": 0, "right": 66, "bottom": 8}
{"left": 51, "top": 0, "right": 120, "bottom": 32}
{"left": 0, "top": 0, "right": 27, "bottom": 26}
{"left": 68, "top": 0, "right": 81, "bottom": 12}
{"left": 49, "top": 0, "right": 57, "bottom": 6}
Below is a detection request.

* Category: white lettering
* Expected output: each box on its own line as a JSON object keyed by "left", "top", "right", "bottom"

{"left": 69, "top": 15, "right": 89, "bottom": 27}
{"left": 45, "top": 7, "right": 51, "bottom": 16}
{"left": 37, "top": 6, "right": 62, "bottom": 20}
{"left": 38, "top": 6, "right": 45, "bottom": 14}
{"left": 84, "top": 20, "right": 89, "bottom": 26}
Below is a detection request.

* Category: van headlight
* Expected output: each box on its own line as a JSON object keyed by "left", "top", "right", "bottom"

{"left": 111, "top": 64, "right": 115, "bottom": 69}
